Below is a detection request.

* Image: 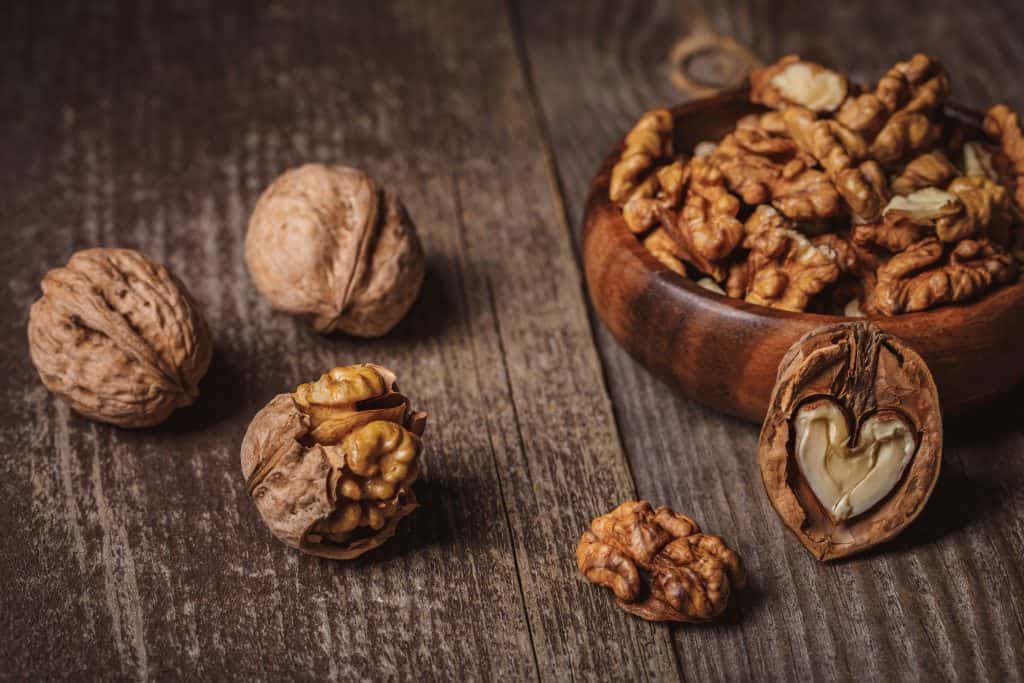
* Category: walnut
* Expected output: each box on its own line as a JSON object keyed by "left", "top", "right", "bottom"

{"left": 782, "top": 107, "right": 887, "bottom": 220}
{"left": 662, "top": 158, "right": 744, "bottom": 280}
{"left": 870, "top": 112, "right": 940, "bottom": 166}
{"left": 696, "top": 277, "right": 726, "bottom": 295}
{"left": 983, "top": 105, "right": 1024, "bottom": 210}
{"left": 770, "top": 160, "right": 842, "bottom": 221}
{"left": 27, "top": 248, "right": 212, "bottom": 428}
{"left": 890, "top": 151, "right": 958, "bottom": 195}
{"left": 937, "top": 176, "right": 1014, "bottom": 244}
{"left": 576, "top": 501, "right": 745, "bottom": 622}
{"left": 750, "top": 55, "right": 847, "bottom": 112}
{"left": 853, "top": 187, "right": 960, "bottom": 252}
{"left": 962, "top": 141, "right": 999, "bottom": 181}
{"left": 245, "top": 164, "right": 425, "bottom": 337}
{"left": 743, "top": 204, "right": 794, "bottom": 237}
{"left": 622, "top": 161, "right": 690, "bottom": 233}
{"left": 759, "top": 322, "right": 942, "bottom": 560}
{"left": 739, "top": 227, "right": 841, "bottom": 311}
{"left": 872, "top": 237, "right": 1017, "bottom": 315}
{"left": 241, "top": 364, "right": 427, "bottom": 559}
{"left": 641, "top": 228, "right": 687, "bottom": 276}
{"left": 837, "top": 53, "right": 949, "bottom": 139}
{"left": 609, "top": 109, "right": 674, "bottom": 205}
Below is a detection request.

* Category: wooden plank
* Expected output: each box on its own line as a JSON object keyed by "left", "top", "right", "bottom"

{"left": 0, "top": 1, "right": 678, "bottom": 679}
{"left": 514, "top": 0, "right": 1024, "bottom": 680}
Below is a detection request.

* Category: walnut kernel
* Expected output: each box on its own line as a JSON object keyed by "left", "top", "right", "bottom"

{"left": 576, "top": 501, "right": 745, "bottom": 622}
{"left": 241, "top": 364, "right": 426, "bottom": 559}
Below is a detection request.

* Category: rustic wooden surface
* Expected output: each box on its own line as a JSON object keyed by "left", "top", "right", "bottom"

{"left": 1, "top": 0, "right": 1022, "bottom": 680}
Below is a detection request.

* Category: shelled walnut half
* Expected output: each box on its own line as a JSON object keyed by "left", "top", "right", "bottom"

{"left": 241, "top": 364, "right": 426, "bottom": 559}
{"left": 576, "top": 501, "right": 745, "bottom": 622}
{"left": 759, "top": 322, "right": 941, "bottom": 560}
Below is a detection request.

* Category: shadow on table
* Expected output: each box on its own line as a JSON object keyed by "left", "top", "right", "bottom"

{"left": 151, "top": 348, "right": 245, "bottom": 435}
{"left": 850, "top": 385, "right": 1024, "bottom": 561}
{"left": 336, "top": 472, "right": 485, "bottom": 566}
{"left": 374, "top": 258, "right": 453, "bottom": 347}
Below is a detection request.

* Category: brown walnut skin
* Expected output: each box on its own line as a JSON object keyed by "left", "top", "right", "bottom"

{"left": 758, "top": 322, "right": 941, "bottom": 561}
{"left": 240, "top": 364, "right": 426, "bottom": 560}
{"left": 245, "top": 163, "right": 425, "bottom": 337}
{"left": 28, "top": 248, "right": 212, "bottom": 428}
{"left": 576, "top": 501, "right": 745, "bottom": 623}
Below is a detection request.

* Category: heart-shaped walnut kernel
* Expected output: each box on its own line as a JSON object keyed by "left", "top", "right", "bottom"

{"left": 793, "top": 400, "right": 917, "bottom": 522}
{"left": 759, "top": 322, "right": 941, "bottom": 561}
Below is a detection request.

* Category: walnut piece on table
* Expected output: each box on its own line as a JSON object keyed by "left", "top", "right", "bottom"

{"left": 576, "top": 501, "right": 745, "bottom": 623}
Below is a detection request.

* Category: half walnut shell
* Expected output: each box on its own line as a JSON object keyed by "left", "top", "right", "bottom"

{"left": 758, "top": 322, "right": 941, "bottom": 561}
{"left": 241, "top": 364, "right": 427, "bottom": 560}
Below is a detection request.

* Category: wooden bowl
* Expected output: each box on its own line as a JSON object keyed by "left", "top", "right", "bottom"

{"left": 582, "top": 90, "right": 1024, "bottom": 423}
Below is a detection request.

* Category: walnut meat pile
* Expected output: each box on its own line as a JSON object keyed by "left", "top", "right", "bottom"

{"left": 245, "top": 164, "right": 425, "bottom": 337}
{"left": 28, "top": 248, "right": 212, "bottom": 428}
{"left": 611, "top": 54, "right": 1024, "bottom": 315}
{"left": 577, "top": 501, "right": 745, "bottom": 622}
{"left": 241, "top": 364, "right": 426, "bottom": 559}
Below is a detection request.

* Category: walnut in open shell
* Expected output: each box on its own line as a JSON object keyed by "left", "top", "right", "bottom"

{"left": 241, "top": 364, "right": 426, "bottom": 560}
{"left": 758, "top": 322, "right": 941, "bottom": 561}
{"left": 27, "top": 248, "right": 212, "bottom": 428}
{"left": 245, "top": 164, "right": 425, "bottom": 337}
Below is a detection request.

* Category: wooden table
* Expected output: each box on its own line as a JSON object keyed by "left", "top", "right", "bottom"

{"left": 3, "top": 1, "right": 1023, "bottom": 680}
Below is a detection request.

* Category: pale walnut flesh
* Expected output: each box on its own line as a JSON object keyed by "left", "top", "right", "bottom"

{"left": 576, "top": 501, "right": 745, "bottom": 623}
{"left": 240, "top": 364, "right": 427, "bottom": 560}
{"left": 759, "top": 322, "right": 942, "bottom": 561}
{"left": 27, "top": 248, "right": 212, "bottom": 428}
{"left": 245, "top": 163, "right": 425, "bottom": 337}
{"left": 794, "top": 400, "right": 916, "bottom": 522}
{"left": 750, "top": 56, "right": 847, "bottom": 113}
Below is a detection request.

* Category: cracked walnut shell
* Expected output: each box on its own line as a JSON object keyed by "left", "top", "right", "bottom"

{"left": 245, "top": 164, "right": 425, "bottom": 337}
{"left": 577, "top": 501, "right": 745, "bottom": 622}
{"left": 759, "top": 322, "right": 941, "bottom": 560}
{"left": 28, "top": 248, "right": 212, "bottom": 428}
{"left": 241, "top": 364, "right": 427, "bottom": 560}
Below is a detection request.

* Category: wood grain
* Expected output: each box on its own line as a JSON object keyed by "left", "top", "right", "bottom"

{"left": 516, "top": 0, "right": 1024, "bottom": 680}
{"left": 0, "top": 1, "right": 674, "bottom": 679}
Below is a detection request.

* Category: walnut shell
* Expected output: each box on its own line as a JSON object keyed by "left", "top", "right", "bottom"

{"left": 27, "top": 248, "right": 212, "bottom": 428}
{"left": 240, "top": 364, "right": 427, "bottom": 560}
{"left": 758, "top": 322, "right": 942, "bottom": 560}
{"left": 245, "top": 164, "right": 425, "bottom": 337}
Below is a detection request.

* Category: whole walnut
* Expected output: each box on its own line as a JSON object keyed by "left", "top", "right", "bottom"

{"left": 27, "top": 248, "right": 212, "bottom": 428}
{"left": 241, "top": 364, "right": 426, "bottom": 560}
{"left": 245, "top": 164, "right": 425, "bottom": 337}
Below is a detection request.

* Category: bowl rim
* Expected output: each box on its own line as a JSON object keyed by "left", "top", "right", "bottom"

{"left": 585, "top": 88, "right": 1024, "bottom": 331}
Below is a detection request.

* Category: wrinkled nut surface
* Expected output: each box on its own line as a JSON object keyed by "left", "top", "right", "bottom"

{"left": 245, "top": 163, "right": 425, "bottom": 337}
{"left": 759, "top": 322, "right": 941, "bottom": 561}
{"left": 28, "top": 248, "right": 212, "bottom": 428}
{"left": 241, "top": 364, "right": 427, "bottom": 560}
{"left": 577, "top": 501, "right": 745, "bottom": 622}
